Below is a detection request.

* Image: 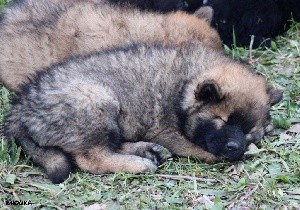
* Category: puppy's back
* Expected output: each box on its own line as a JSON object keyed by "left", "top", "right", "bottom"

{"left": 0, "top": 0, "right": 221, "bottom": 90}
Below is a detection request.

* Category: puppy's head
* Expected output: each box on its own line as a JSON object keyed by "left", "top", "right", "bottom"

{"left": 180, "top": 63, "right": 282, "bottom": 161}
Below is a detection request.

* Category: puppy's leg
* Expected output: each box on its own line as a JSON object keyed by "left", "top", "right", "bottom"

{"left": 5, "top": 119, "right": 75, "bottom": 184}
{"left": 74, "top": 146, "right": 159, "bottom": 174}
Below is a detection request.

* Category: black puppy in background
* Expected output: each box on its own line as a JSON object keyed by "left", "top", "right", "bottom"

{"left": 198, "top": 0, "right": 300, "bottom": 48}
{"left": 109, "top": 0, "right": 300, "bottom": 48}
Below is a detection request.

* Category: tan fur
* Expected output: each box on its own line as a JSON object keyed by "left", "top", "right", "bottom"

{"left": 75, "top": 146, "right": 157, "bottom": 174}
{"left": 0, "top": 0, "right": 222, "bottom": 90}
{"left": 75, "top": 142, "right": 172, "bottom": 174}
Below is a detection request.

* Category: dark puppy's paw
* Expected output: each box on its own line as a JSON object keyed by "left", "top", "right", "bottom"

{"left": 145, "top": 144, "right": 172, "bottom": 165}
{"left": 246, "top": 128, "right": 264, "bottom": 145}
{"left": 246, "top": 121, "right": 275, "bottom": 145}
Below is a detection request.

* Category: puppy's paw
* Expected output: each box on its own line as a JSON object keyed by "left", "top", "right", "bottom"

{"left": 246, "top": 127, "right": 265, "bottom": 145}
{"left": 246, "top": 122, "right": 275, "bottom": 145}
{"left": 145, "top": 144, "right": 172, "bottom": 165}
{"left": 120, "top": 141, "right": 172, "bottom": 166}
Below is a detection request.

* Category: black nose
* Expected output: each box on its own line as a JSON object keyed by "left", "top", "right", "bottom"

{"left": 226, "top": 141, "right": 239, "bottom": 151}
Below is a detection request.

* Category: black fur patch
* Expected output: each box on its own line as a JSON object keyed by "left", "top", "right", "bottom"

{"left": 227, "top": 110, "right": 257, "bottom": 134}
{"left": 193, "top": 120, "right": 246, "bottom": 161}
{"left": 107, "top": 0, "right": 186, "bottom": 12}
{"left": 195, "top": 82, "right": 223, "bottom": 104}
{"left": 203, "top": 0, "right": 300, "bottom": 48}
{"left": 174, "top": 81, "right": 189, "bottom": 134}
{"left": 192, "top": 120, "right": 215, "bottom": 150}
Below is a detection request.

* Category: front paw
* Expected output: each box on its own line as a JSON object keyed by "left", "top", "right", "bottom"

{"left": 246, "top": 122, "right": 275, "bottom": 145}
{"left": 121, "top": 141, "right": 172, "bottom": 166}
{"left": 246, "top": 128, "right": 264, "bottom": 145}
{"left": 139, "top": 143, "right": 172, "bottom": 166}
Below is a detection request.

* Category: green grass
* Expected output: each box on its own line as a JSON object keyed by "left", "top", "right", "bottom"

{"left": 0, "top": 1, "right": 299, "bottom": 208}
{"left": 0, "top": 0, "right": 9, "bottom": 9}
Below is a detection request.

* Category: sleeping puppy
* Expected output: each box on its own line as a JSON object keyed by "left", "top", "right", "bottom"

{"left": 108, "top": 0, "right": 300, "bottom": 48}
{"left": 5, "top": 43, "right": 283, "bottom": 183}
{"left": 0, "top": 0, "right": 221, "bottom": 91}
{"left": 200, "top": 0, "right": 300, "bottom": 48}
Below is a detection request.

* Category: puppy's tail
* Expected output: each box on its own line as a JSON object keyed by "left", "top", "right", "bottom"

{"left": 5, "top": 119, "right": 75, "bottom": 184}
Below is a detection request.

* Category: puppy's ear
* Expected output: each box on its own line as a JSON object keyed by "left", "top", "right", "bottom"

{"left": 194, "top": 6, "right": 213, "bottom": 23}
{"left": 267, "top": 88, "right": 283, "bottom": 106}
{"left": 195, "top": 80, "right": 223, "bottom": 103}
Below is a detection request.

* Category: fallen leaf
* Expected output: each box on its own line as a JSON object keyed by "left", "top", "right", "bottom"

{"left": 247, "top": 143, "right": 258, "bottom": 151}
{"left": 5, "top": 174, "right": 16, "bottom": 185}
{"left": 279, "top": 133, "right": 293, "bottom": 141}
{"left": 84, "top": 203, "right": 107, "bottom": 210}
{"left": 287, "top": 124, "right": 300, "bottom": 133}
{"left": 244, "top": 143, "right": 266, "bottom": 156}
{"left": 200, "top": 195, "right": 214, "bottom": 207}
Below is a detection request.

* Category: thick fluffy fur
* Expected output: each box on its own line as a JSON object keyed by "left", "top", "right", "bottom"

{"left": 110, "top": 0, "right": 300, "bottom": 47}
{"left": 0, "top": 0, "right": 221, "bottom": 90}
{"left": 5, "top": 44, "right": 282, "bottom": 183}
